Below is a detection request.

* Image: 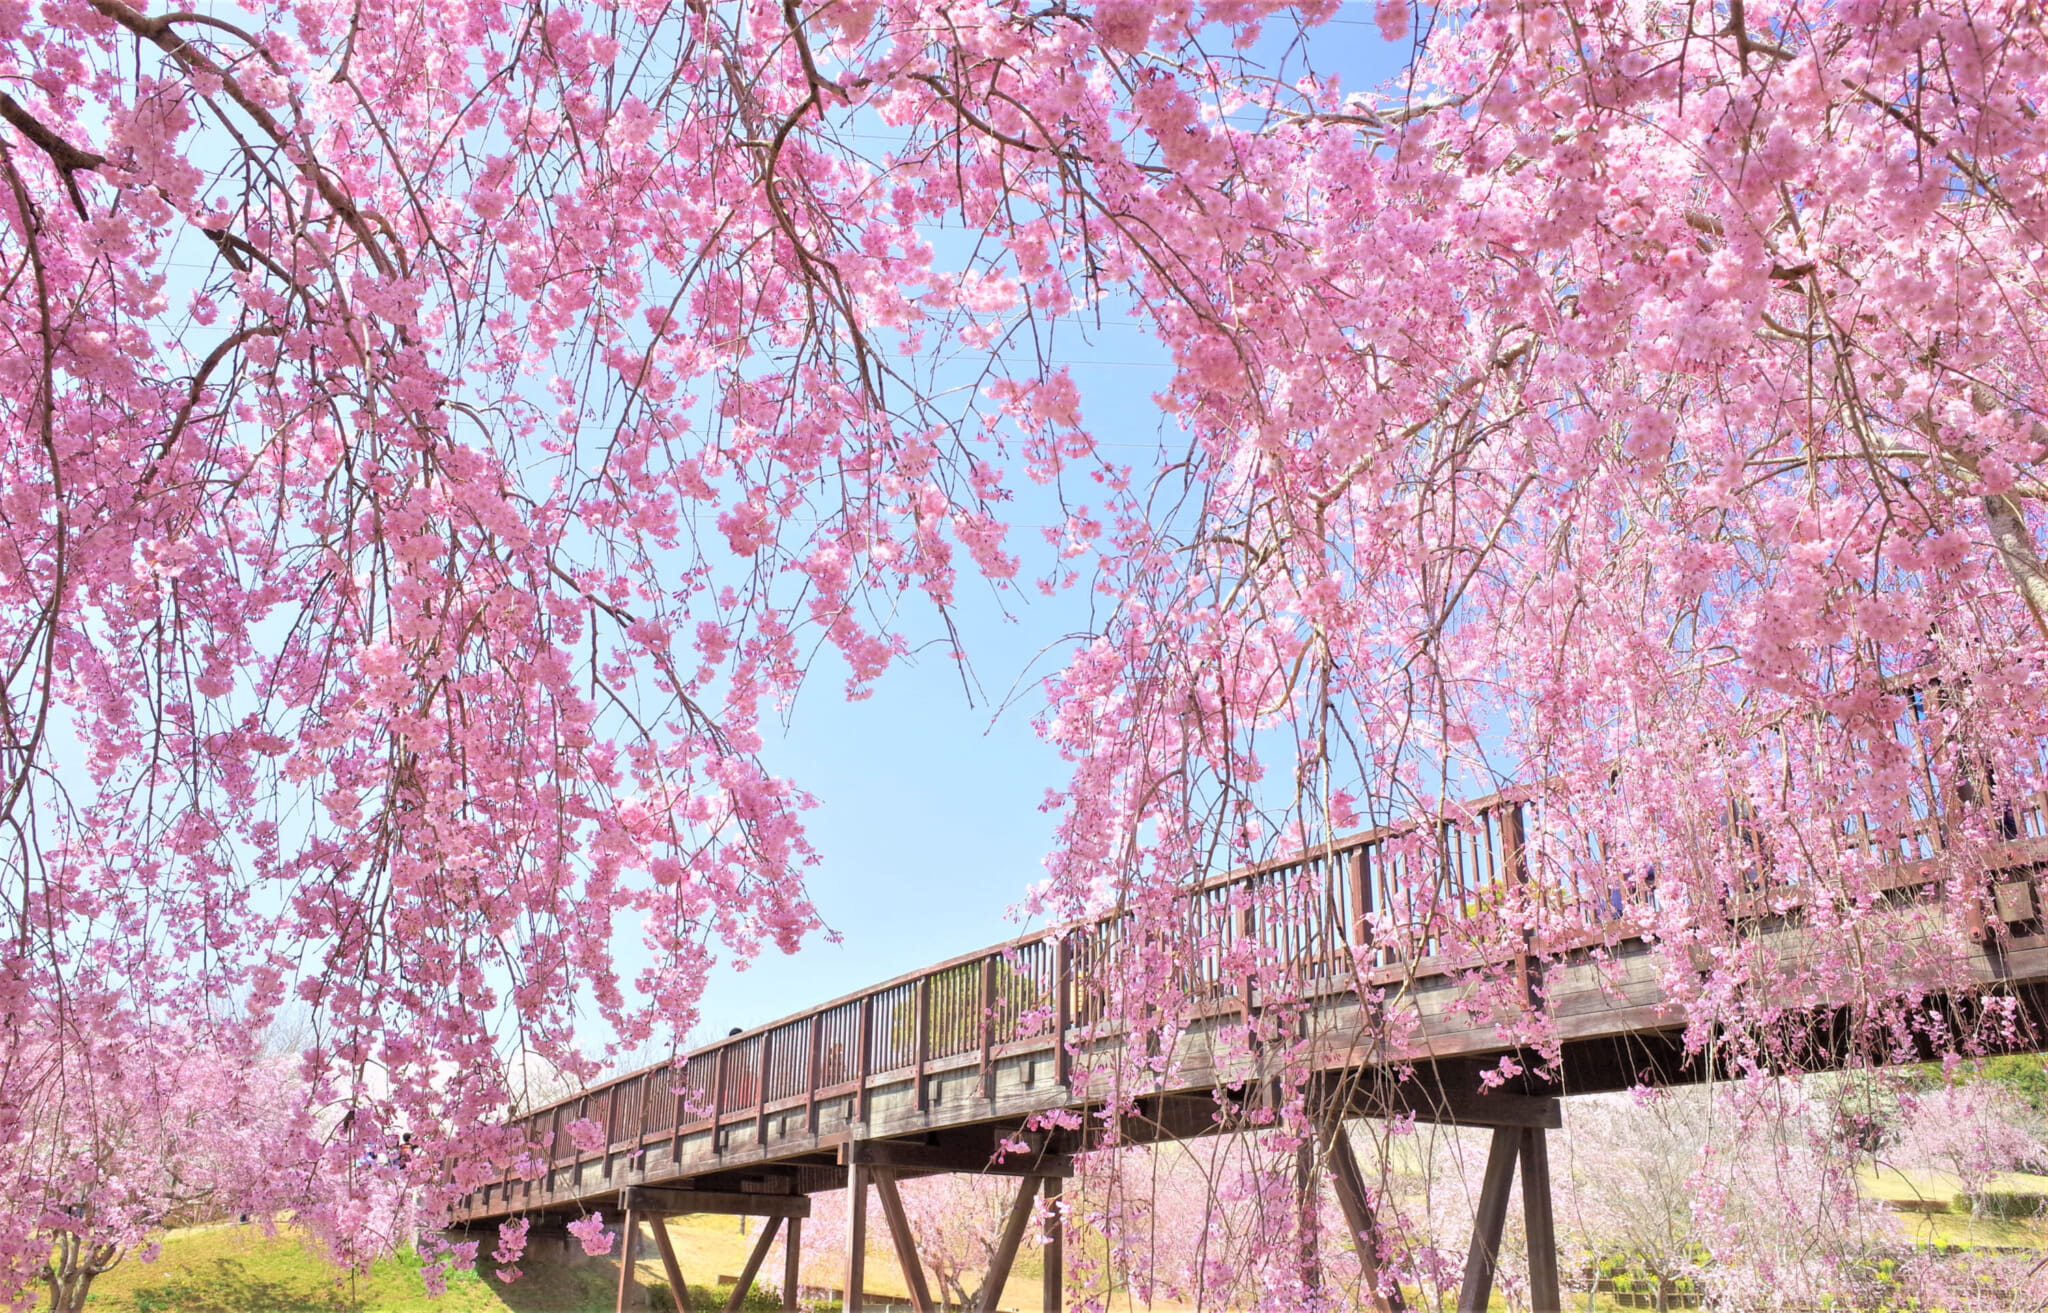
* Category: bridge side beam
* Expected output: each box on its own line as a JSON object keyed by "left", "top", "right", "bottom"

{"left": 1323, "top": 1079, "right": 1561, "bottom": 1130}
{"left": 843, "top": 1137, "right": 1073, "bottom": 1178}
{"left": 620, "top": 1186, "right": 811, "bottom": 1218}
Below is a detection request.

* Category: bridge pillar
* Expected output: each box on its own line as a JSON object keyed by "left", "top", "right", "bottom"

{"left": 1455, "top": 1125, "right": 1561, "bottom": 1313}
{"left": 782, "top": 1215, "right": 801, "bottom": 1311}
{"left": 840, "top": 1136, "right": 1075, "bottom": 1312}
{"left": 1042, "top": 1175, "right": 1063, "bottom": 1313}
{"left": 1321, "top": 1118, "right": 1404, "bottom": 1313}
{"left": 613, "top": 1208, "right": 637, "bottom": 1313}
{"left": 844, "top": 1159, "right": 869, "bottom": 1313}
{"left": 874, "top": 1169, "right": 935, "bottom": 1312}
{"left": 975, "top": 1170, "right": 1045, "bottom": 1313}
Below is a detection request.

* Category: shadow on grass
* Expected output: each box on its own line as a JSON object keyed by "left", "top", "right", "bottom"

{"left": 127, "top": 1255, "right": 353, "bottom": 1313}
{"left": 476, "top": 1263, "right": 616, "bottom": 1313}
{"left": 477, "top": 1268, "right": 788, "bottom": 1313}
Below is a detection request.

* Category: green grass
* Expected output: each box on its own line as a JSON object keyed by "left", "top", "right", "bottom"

{"left": 42, "top": 1223, "right": 505, "bottom": 1313}
{"left": 45, "top": 1191, "right": 2044, "bottom": 1313}
{"left": 1858, "top": 1164, "right": 2048, "bottom": 1248}
{"left": 37, "top": 1219, "right": 780, "bottom": 1313}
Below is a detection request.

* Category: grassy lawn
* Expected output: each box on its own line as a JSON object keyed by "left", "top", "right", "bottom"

{"left": 1859, "top": 1165, "right": 2048, "bottom": 1249}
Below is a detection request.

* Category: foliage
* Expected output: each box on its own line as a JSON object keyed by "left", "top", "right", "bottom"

{"left": 1900, "top": 1054, "right": 2048, "bottom": 1115}
{"left": 1885, "top": 1080, "right": 2040, "bottom": 1194}
{"left": 6, "top": 1022, "right": 312, "bottom": 1313}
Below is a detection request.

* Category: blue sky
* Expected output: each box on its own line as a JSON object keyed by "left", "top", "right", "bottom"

{"left": 681, "top": 6, "right": 1414, "bottom": 1043}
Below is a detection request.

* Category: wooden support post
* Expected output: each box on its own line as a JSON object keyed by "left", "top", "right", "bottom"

{"left": 976, "top": 1173, "right": 1042, "bottom": 1313}
{"left": 754, "top": 1032, "right": 773, "bottom": 1146}
{"left": 710, "top": 1046, "right": 729, "bottom": 1156}
{"left": 1456, "top": 1127, "right": 1520, "bottom": 1313}
{"left": 1041, "top": 1175, "right": 1064, "bottom": 1313}
{"left": 650, "top": 1216, "right": 694, "bottom": 1313}
{"left": 1502, "top": 803, "right": 1538, "bottom": 1009}
{"left": 844, "top": 1160, "right": 868, "bottom": 1313}
{"left": 1238, "top": 906, "right": 1257, "bottom": 1018}
{"left": 671, "top": 1060, "right": 688, "bottom": 1166}
{"left": 1324, "top": 1119, "right": 1404, "bottom": 1313}
{"left": 1348, "top": 847, "right": 1372, "bottom": 962}
{"left": 914, "top": 976, "right": 931, "bottom": 1112}
{"left": 855, "top": 995, "right": 874, "bottom": 1127}
{"left": 806, "top": 1012, "right": 823, "bottom": 1135}
{"left": 602, "top": 1083, "right": 621, "bottom": 1179}
{"left": 782, "top": 1216, "right": 802, "bottom": 1312}
{"left": 1520, "top": 1127, "right": 1561, "bottom": 1313}
{"left": 614, "top": 1209, "right": 639, "bottom": 1313}
{"left": 873, "top": 1170, "right": 936, "bottom": 1313}
{"left": 979, "top": 955, "right": 997, "bottom": 1100}
{"left": 724, "top": 1214, "right": 784, "bottom": 1313}
{"left": 1052, "top": 936, "right": 1072, "bottom": 1089}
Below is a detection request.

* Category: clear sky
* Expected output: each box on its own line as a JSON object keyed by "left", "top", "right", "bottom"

{"left": 678, "top": 7, "right": 1412, "bottom": 1046}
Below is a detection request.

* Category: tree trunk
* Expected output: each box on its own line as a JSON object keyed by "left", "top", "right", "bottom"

{"left": 1983, "top": 492, "right": 2048, "bottom": 643}
{"left": 46, "top": 1268, "right": 96, "bottom": 1313}
{"left": 44, "top": 1235, "right": 120, "bottom": 1313}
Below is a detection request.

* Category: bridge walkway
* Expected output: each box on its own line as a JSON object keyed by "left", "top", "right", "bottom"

{"left": 451, "top": 796, "right": 2048, "bottom": 1313}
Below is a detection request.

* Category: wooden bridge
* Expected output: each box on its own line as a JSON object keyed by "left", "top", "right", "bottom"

{"left": 448, "top": 793, "right": 2048, "bottom": 1313}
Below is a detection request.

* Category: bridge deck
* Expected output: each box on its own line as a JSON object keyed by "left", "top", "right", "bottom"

{"left": 451, "top": 800, "right": 2048, "bottom": 1227}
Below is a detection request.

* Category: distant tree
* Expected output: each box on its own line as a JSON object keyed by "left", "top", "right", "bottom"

{"left": 5, "top": 1018, "right": 310, "bottom": 1313}
{"left": 894, "top": 1173, "right": 1030, "bottom": 1310}
{"left": 1557, "top": 1092, "right": 1712, "bottom": 1311}
{"left": 1887, "top": 1080, "right": 2040, "bottom": 1195}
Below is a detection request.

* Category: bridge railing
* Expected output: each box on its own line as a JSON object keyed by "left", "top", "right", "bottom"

{"left": 464, "top": 768, "right": 2048, "bottom": 1214}
{"left": 468, "top": 798, "right": 1551, "bottom": 1205}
